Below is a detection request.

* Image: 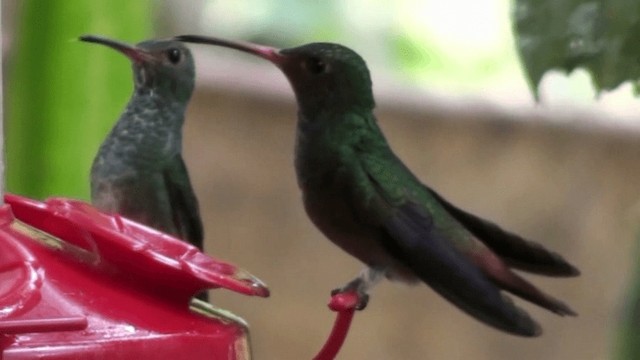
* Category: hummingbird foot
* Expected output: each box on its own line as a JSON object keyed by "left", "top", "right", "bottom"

{"left": 331, "top": 267, "right": 385, "bottom": 310}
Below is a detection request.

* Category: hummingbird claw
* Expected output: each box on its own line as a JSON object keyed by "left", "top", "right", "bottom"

{"left": 355, "top": 294, "right": 369, "bottom": 310}
{"left": 331, "top": 267, "right": 384, "bottom": 310}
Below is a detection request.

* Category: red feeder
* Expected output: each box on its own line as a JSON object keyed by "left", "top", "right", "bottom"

{"left": 0, "top": 194, "right": 269, "bottom": 359}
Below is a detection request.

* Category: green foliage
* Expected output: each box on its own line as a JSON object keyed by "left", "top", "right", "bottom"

{"left": 615, "top": 231, "right": 640, "bottom": 359}
{"left": 390, "top": 33, "right": 442, "bottom": 76}
{"left": 513, "top": 0, "right": 640, "bottom": 96}
{"left": 514, "top": 3, "right": 640, "bottom": 359}
{"left": 6, "top": 0, "right": 153, "bottom": 200}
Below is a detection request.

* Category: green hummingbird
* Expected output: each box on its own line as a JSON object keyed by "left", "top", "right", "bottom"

{"left": 80, "top": 35, "right": 204, "bottom": 252}
{"left": 176, "top": 35, "right": 579, "bottom": 336}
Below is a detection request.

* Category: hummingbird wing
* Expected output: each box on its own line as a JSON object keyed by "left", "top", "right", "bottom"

{"left": 351, "top": 142, "right": 574, "bottom": 335}
{"left": 383, "top": 201, "right": 545, "bottom": 336}
{"left": 427, "top": 188, "right": 579, "bottom": 277}
{"left": 163, "top": 153, "right": 204, "bottom": 250}
{"left": 346, "top": 150, "right": 540, "bottom": 336}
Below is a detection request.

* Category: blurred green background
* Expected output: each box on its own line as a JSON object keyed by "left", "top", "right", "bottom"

{"left": 5, "top": 0, "right": 152, "bottom": 199}
{"left": 3, "top": 1, "right": 640, "bottom": 359}
{"left": 5, "top": 0, "right": 529, "bottom": 201}
{"left": 5, "top": 0, "right": 638, "bottom": 199}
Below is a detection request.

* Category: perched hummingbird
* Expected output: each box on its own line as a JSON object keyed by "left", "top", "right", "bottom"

{"left": 176, "top": 35, "right": 579, "bottom": 336}
{"left": 80, "top": 35, "right": 204, "bottom": 252}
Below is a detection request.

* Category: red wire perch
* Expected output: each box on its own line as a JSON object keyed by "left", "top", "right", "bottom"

{"left": 313, "top": 291, "right": 360, "bottom": 360}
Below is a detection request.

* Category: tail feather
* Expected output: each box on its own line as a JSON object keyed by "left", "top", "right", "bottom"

{"left": 381, "top": 202, "right": 545, "bottom": 336}
{"left": 429, "top": 187, "right": 579, "bottom": 277}
{"left": 472, "top": 251, "right": 577, "bottom": 316}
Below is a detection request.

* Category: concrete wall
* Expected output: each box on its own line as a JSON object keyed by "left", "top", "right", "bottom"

{"left": 183, "top": 84, "right": 640, "bottom": 359}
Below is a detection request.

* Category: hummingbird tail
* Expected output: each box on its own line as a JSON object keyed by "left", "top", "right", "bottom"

{"left": 429, "top": 187, "right": 580, "bottom": 277}
{"left": 473, "top": 251, "right": 577, "bottom": 316}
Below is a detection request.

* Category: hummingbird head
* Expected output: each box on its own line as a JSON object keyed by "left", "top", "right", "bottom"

{"left": 276, "top": 43, "right": 375, "bottom": 116}
{"left": 175, "top": 36, "right": 375, "bottom": 117}
{"left": 80, "top": 35, "right": 195, "bottom": 103}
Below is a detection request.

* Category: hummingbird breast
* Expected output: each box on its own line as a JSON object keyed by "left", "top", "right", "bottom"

{"left": 301, "top": 183, "right": 417, "bottom": 283}
{"left": 90, "top": 95, "right": 185, "bottom": 230}
{"left": 294, "top": 123, "right": 417, "bottom": 282}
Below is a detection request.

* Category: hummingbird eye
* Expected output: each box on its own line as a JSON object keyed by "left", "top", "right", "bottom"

{"left": 167, "top": 48, "right": 182, "bottom": 64}
{"left": 305, "top": 57, "right": 327, "bottom": 74}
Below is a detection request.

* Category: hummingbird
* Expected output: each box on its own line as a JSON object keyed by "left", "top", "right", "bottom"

{"left": 80, "top": 35, "right": 204, "bottom": 254}
{"left": 176, "top": 35, "right": 580, "bottom": 336}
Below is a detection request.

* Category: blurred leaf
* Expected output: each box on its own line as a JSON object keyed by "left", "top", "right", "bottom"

{"left": 390, "top": 33, "right": 440, "bottom": 75}
{"left": 6, "top": 0, "right": 153, "bottom": 200}
{"left": 513, "top": 0, "right": 640, "bottom": 96}
{"left": 615, "top": 232, "right": 640, "bottom": 359}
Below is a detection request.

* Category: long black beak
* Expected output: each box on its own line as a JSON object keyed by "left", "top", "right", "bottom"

{"left": 80, "top": 35, "right": 151, "bottom": 63}
{"left": 174, "top": 35, "right": 285, "bottom": 66}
